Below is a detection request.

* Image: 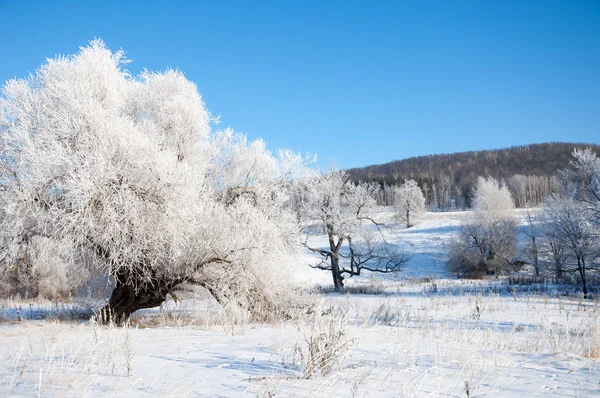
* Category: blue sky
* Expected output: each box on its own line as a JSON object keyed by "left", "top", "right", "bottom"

{"left": 0, "top": 0, "right": 598, "bottom": 169}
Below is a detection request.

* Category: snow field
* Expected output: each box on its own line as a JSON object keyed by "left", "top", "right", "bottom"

{"left": 1, "top": 210, "right": 599, "bottom": 397}
{"left": 1, "top": 292, "right": 598, "bottom": 397}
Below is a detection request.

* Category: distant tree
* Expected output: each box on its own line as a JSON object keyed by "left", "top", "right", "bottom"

{"left": 394, "top": 179, "right": 426, "bottom": 228}
{"left": 0, "top": 40, "right": 311, "bottom": 324}
{"left": 506, "top": 174, "right": 557, "bottom": 208}
{"left": 448, "top": 177, "right": 518, "bottom": 278}
{"left": 300, "top": 170, "right": 406, "bottom": 291}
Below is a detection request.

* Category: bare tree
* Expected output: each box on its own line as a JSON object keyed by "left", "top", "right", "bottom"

{"left": 300, "top": 170, "right": 406, "bottom": 291}
{"left": 0, "top": 40, "right": 312, "bottom": 324}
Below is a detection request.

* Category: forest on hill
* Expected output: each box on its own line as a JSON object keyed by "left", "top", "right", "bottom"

{"left": 347, "top": 142, "right": 600, "bottom": 209}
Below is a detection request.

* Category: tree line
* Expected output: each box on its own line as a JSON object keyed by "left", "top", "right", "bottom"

{"left": 348, "top": 143, "right": 600, "bottom": 209}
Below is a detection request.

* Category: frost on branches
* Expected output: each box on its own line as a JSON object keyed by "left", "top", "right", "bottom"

{"left": 562, "top": 148, "right": 600, "bottom": 229}
{"left": 394, "top": 179, "right": 426, "bottom": 228}
{"left": 300, "top": 170, "right": 407, "bottom": 291}
{"left": 540, "top": 148, "right": 600, "bottom": 298}
{"left": 0, "top": 40, "right": 312, "bottom": 324}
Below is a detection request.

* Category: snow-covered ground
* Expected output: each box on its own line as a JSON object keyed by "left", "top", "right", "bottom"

{"left": 1, "top": 211, "right": 599, "bottom": 397}
{"left": 296, "top": 210, "right": 467, "bottom": 288}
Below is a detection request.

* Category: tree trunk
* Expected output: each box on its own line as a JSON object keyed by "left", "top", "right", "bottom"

{"left": 578, "top": 256, "right": 588, "bottom": 299}
{"left": 327, "top": 229, "right": 344, "bottom": 292}
{"left": 331, "top": 256, "right": 344, "bottom": 292}
{"left": 98, "top": 278, "right": 169, "bottom": 326}
{"left": 555, "top": 261, "right": 563, "bottom": 279}
{"left": 532, "top": 236, "right": 539, "bottom": 277}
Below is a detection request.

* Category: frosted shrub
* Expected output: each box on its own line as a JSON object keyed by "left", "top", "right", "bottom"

{"left": 296, "top": 304, "right": 353, "bottom": 378}
{"left": 448, "top": 177, "right": 518, "bottom": 278}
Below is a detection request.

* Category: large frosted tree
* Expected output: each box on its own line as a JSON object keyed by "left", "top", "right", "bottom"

{"left": 0, "top": 40, "right": 310, "bottom": 324}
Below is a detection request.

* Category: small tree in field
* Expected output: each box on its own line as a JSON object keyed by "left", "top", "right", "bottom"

{"left": 301, "top": 170, "right": 406, "bottom": 291}
{"left": 0, "top": 40, "right": 311, "bottom": 324}
{"left": 394, "top": 179, "right": 426, "bottom": 228}
{"left": 448, "top": 177, "right": 518, "bottom": 278}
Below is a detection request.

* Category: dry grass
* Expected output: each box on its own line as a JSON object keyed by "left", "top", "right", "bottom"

{"left": 296, "top": 303, "right": 353, "bottom": 378}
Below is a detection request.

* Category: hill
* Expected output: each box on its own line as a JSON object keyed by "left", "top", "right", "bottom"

{"left": 347, "top": 142, "right": 600, "bottom": 209}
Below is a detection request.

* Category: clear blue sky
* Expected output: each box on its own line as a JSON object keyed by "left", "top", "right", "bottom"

{"left": 0, "top": 0, "right": 598, "bottom": 169}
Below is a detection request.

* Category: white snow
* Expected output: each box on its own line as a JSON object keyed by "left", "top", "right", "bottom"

{"left": 1, "top": 211, "right": 599, "bottom": 397}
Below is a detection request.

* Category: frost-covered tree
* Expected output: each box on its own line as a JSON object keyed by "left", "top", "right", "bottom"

{"left": 394, "top": 179, "right": 425, "bottom": 228}
{"left": 562, "top": 148, "right": 600, "bottom": 232}
{"left": 301, "top": 170, "right": 406, "bottom": 291}
{"left": 0, "top": 40, "right": 311, "bottom": 324}
{"left": 448, "top": 177, "right": 518, "bottom": 277}
{"left": 541, "top": 195, "right": 599, "bottom": 297}
{"left": 538, "top": 148, "right": 600, "bottom": 297}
